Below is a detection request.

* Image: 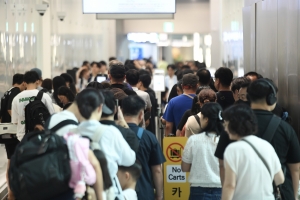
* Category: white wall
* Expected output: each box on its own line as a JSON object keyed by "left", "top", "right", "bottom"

{"left": 123, "top": 2, "right": 210, "bottom": 34}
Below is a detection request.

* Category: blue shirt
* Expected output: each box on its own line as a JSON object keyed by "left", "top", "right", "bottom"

{"left": 128, "top": 123, "right": 166, "bottom": 200}
{"left": 163, "top": 94, "right": 196, "bottom": 130}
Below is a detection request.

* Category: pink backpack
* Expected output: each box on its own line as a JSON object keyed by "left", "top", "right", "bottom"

{"left": 64, "top": 133, "right": 96, "bottom": 197}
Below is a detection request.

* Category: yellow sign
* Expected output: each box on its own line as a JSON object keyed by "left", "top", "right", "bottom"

{"left": 163, "top": 137, "right": 190, "bottom": 200}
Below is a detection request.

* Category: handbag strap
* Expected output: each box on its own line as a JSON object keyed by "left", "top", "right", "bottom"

{"left": 242, "top": 139, "right": 272, "bottom": 179}
{"left": 262, "top": 115, "right": 281, "bottom": 142}
{"left": 194, "top": 115, "right": 201, "bottom": 126}
{"left": 183, "top": 93, "right": 194, "bottom": 99}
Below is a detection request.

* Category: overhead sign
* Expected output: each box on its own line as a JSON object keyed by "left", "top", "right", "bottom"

{"left": 83, "top": 0, "right": 176, "bottom": 14}
{"left": 163, "top": 137, "right": 190, "bottom": 200}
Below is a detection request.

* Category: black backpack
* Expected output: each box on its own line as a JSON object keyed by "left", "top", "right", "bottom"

{"left": 24, "top": 91, "right": 51, "bottom": 134}
{"left": 9, "top": 119, "right": 78, "bottom": 200}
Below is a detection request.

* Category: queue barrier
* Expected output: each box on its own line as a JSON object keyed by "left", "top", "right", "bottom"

{"left": 163, "top": 137, "right": 190, "bottom": 200}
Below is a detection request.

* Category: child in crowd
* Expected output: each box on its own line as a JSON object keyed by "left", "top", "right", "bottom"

{"left": 117, "top": 162, "right": 142, "bottom": 200}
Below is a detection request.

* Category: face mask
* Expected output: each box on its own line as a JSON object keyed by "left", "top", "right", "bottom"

{"left": 235, "top": 99, "right": 251, "bottom": 106}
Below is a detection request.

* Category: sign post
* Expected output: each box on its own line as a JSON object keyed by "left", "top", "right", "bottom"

{"left": 163, "top": 137, "right": 190, "bottom": 200}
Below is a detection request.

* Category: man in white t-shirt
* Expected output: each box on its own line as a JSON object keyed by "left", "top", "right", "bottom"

{"left": 11, "top": 71, "right": 55, "bottom": 141}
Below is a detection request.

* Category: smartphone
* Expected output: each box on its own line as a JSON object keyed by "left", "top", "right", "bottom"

{"left": 96, "top": 74, "right": 107, "bottom": 83}
{"left": 114, "top": 99, "right": 119, "bottom": 120}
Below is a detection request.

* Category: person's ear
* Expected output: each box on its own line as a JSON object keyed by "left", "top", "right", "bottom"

{"left": 138, "top": 110, "right": 144, "bottom": 122}
{"left": 125, "top": 172, "right": 130, "bottom": 180}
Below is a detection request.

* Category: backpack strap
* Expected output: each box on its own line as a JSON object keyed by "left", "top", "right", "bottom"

{"left": 36, "top": 90, "right": 44, "bottom": 101}
{"left": 262, "top": 115, "right": 281, "bottom": 143}
{"left": 50, "top": 120, "right": 78, "bottom": 132}
{"left": 91, "top": 125, "right": 105, "bottom": 150}
{"left": 137, "top": 128, "right": 144, "bottom": 140}
{"left": 194, "top": 115, "right": 201, "bottom": 126}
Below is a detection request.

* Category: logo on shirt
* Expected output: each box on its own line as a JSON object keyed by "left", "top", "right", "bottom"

{"left": 19, "top": 97, "right": 35, "bottom": 103}
{"left": 21, "top": 120, "right": 26, "bottom": 125}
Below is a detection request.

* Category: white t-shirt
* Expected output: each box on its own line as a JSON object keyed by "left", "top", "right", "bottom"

{"left": 123, "top": 188, "right": 137, "bottom": 200}
{"left": 47, "top": 110, "right": 78, "bottom": 136}
{"left": 182, "top": 132, "right": 221, "bottom": 188}
{"left": 76, "top": 120, "right": 136, "bottom": 200}
{"left": 132, "top": 87, "right": 152, "bottom": 109}
{"left": 11, "top": 89, "right": 55, "bottom": 141}
{"left": 224, "top": 135, "right": 281, "bottom": 200}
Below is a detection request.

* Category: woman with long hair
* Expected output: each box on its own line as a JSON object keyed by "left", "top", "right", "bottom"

{"left": 181, "top": 103, "right": 223, "bottom": 200}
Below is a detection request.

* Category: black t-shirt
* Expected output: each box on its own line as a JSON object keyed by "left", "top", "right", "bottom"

{"left": 101, "top": 120, "right": 139, "bottom": 153}
{"left": 0, "top": 87, "right": 21, "bottom": 123}
{"left": 128, "top": 123, "right": 166, "bottom": 200}
{"left": 216, "top": 91, "right": 235, "bottom": 110}
{"left": 215, "top": 109, "right": 300, "bottom": 199}
{"left": 177, "top": 109, "right": 192, "bottom": 131}
{"left": 110, "top": 83, "right": 137, "bottom": 96}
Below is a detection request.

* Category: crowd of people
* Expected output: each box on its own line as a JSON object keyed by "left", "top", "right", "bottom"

{"left": 0, "top": 57, "right": 299, "bottom": 200}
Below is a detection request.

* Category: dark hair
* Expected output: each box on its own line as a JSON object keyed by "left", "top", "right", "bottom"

{"left": 53, "top": 76, "right": 67, "bottom": 108}
{"left": 13, "top": 73, "right": 24, "bottom": 85}
{"left": 223, "top": 104, "right": 257, "bottom": 136}
{"left": 87, "top": 81, "right": 104, "bottom": 90}
{"left": 231, "top": 77, "right": 251, "bottom": 92}
{"left": 181, "top": 65, "right": 191, "bottom": 70}
{"left": 244, "top": 71, "right": 263, "bottom": 79}
{"left": 99, "top": 61, "right": 107, "bottom": 66}
{"left": 24, "top": 71, "right": 39, "bottom": 84}
{"left": 60, "top": 73, "right": 76, "bottom": 95}
{"left": 75, "top": 88, "right": 104, "bottom": 119}
{"left": 125, "top": 64, "right": 137, "bottom": 71}
{"left": 201, "top": 103, "right": 224, "bottom": 136}
{"left": 101, "top": 82, "right": 111, "bottom": 89}
{"left": 122, "top": 95, "right": 145, "bottom": 116}
{"left": 82, "top": 60, "right": 89, "bottom": 66}
{"left": 119, "top": 162, "right": 142, "bottom": 181}
{"left": 58, "top": 86, "right": 75, "bottom": 102}
{"left": 92, "top": 61, "right": 101, "bottom": 69}
{"left": 41, "top": 78, "right": 52, "bottom": 93}
{"left": 60, "top": 73, "right": 74, "bottom": 84}
{"left": 109, "top": 57, "right": 117, "bottom": 61}
{"left": 215, "top": 67, "right": 233, "bottom": 87}
{"left": 177, "top": 79, "right": 183, "bottom": 92}
{"left": 126, "top": 69, "right": 140, "bottom": 86}
{"left": 101, "top": 90, "right": 116, "bottom": 117}
{"left": 139, "top": 74, "right": 151, "bottom": 88}
{"left": 196, "top": 69, "right": 211, "bottom": 85}
{"left": 191, "top": 96, "right": 201, "bottom": 115}
{"left": 247, "top": 79, "right": 277, "bottom": 103}
{"left": 167, "top": 64, "right": 176, "bottom": 71}
{"left": 93, "top": 150, "right": 113, "bottom": 190}
{"left": 176, "top": 69, "right": 194, "bottom": 81}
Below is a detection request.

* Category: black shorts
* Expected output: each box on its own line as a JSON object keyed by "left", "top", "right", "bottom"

{"left": 4, "top": 138, "right": 20, "bottom": 159}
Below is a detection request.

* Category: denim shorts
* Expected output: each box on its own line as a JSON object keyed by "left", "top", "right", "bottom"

{"left": 189, "top": 186, "right": 222, "bottom": 200}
